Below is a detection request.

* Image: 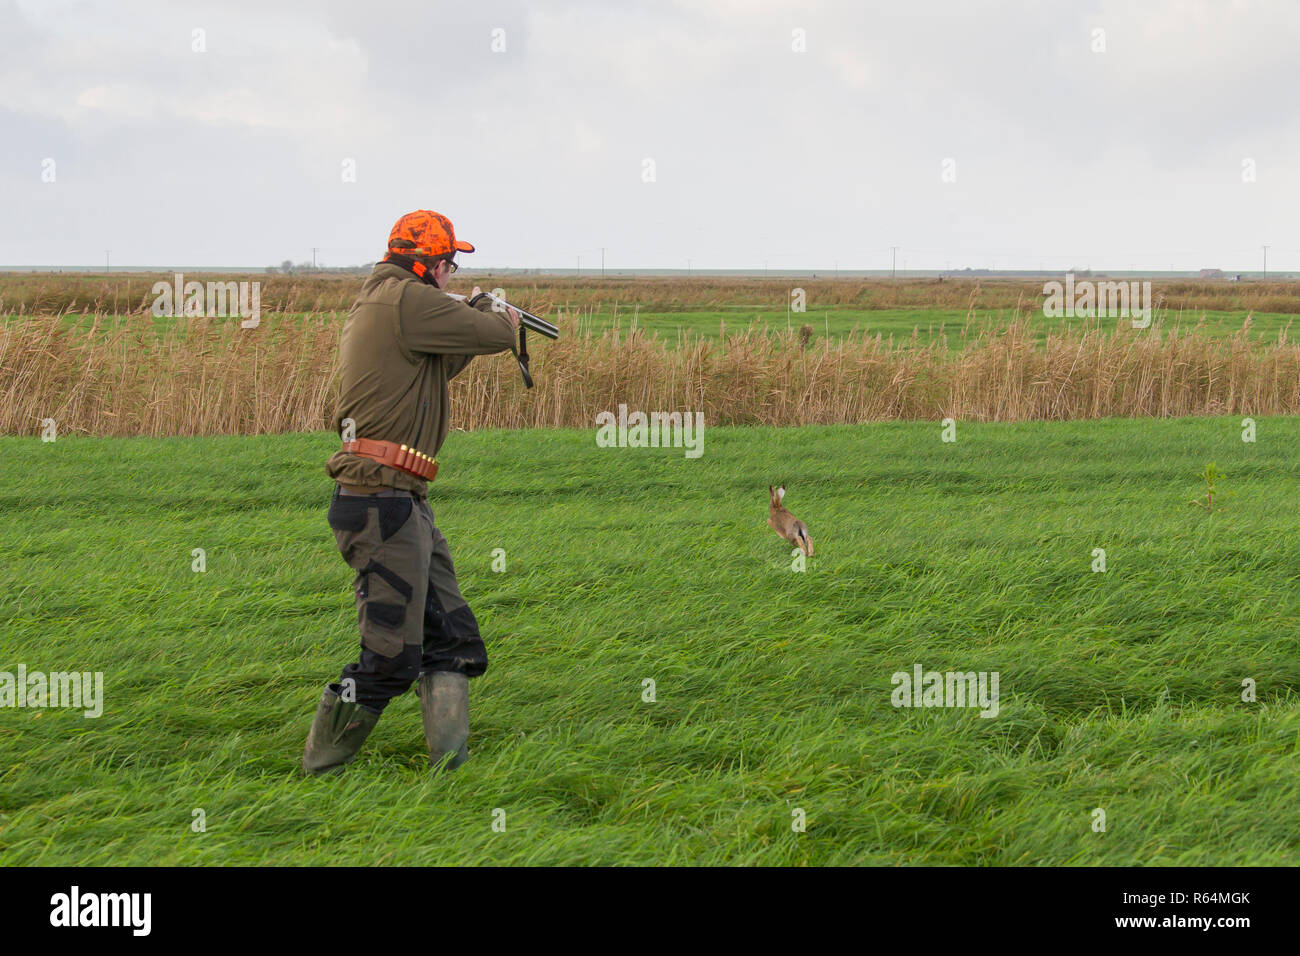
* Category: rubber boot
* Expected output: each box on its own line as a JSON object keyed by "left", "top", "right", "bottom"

{"left": 418, "top": 672, "right": 469, "bottom": 772}
{"left": 302, "top": 687, "right": 379, "bottom": 775}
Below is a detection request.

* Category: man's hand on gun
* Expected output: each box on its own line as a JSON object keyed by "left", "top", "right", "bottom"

{"left": 453, "top": 286, "right": 557, "bottom": 387}
{"left": 471, "top": 286, "right": 520, "bottom": 330}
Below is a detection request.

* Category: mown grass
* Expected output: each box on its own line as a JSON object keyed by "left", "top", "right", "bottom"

{"left": 0, "top": 418, "right": 1297, "bottom": 865}
{"left": 7, "top": 306, "right": 1295, "bottom": 350}
{"left": 568, "top": 307, "right": 1296, "bottom": 347}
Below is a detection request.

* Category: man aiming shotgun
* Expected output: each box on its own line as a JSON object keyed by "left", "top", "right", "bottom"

{"left": 302, "top": 209, "right": 534, "bottom": 774}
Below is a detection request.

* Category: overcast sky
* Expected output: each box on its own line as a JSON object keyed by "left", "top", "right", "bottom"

{"left": 1, "top": 0, "right": 1297, "bottom": 272}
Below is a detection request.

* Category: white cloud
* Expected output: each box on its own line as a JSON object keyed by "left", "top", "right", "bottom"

{"left": 1, "top": 0, "right": 1298, "bottom": 270}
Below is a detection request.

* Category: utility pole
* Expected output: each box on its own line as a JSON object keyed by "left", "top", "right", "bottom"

{"left": 687, "top": 258, "right": 692, "bottom": 276}
{"left": 105, "top": 250, "right": 110, "bottom": 272}
{"left": 312, "top": 247, "right": 319, "bottom": 269}
{"left": 1262, "top": 245, "right": 1269, "bottom": 278}
{"left": 890, "top": 246, "right": 900, "bottom": 278}
{"left": 576, "top": 254, "right": 581, "bottom": 276}
{"left": 601, "top": 247, "right": 606, "bottom": 278}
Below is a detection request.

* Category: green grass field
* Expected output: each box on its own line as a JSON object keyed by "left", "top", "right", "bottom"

{"left": 8, "top": 306, "right": 1296, "bottom": 350}
{"left": 570, "top": 307, "right": 1298, "bottom": 347}
{"left": 1, "top": 418, "right": 1297, "bottom": 865}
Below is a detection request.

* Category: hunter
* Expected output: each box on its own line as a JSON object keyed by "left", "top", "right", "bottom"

{"left": 302, "top": 209, "right": 520, "bottom": 774}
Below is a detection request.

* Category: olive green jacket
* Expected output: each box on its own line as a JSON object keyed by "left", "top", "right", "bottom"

{"left": 325, "top": 261, "right": 517, "bottom": 493}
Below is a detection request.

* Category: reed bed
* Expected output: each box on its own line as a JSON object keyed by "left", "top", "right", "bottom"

{"left": 3, "top": 311, "right": 1299, "bottom": 437}
{"left": 6, "top": 273, "right": 1300, "bottom": 316}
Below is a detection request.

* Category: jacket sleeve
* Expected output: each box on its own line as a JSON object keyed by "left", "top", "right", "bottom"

{"left": 443, "top": 354, "right": 474, "bottom": 380}
{"left": 399, "top": 284, "right": 517, "bottom": 356}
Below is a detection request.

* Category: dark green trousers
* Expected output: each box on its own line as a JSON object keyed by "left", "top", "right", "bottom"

{"left": 326, "top": 486, "right": 487, "bottom": 713}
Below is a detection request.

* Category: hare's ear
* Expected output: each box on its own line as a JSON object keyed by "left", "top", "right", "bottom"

{"left": 778, "top": 485, "right": 786, "bottom": 502}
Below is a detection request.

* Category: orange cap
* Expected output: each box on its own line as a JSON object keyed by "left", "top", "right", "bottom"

{"left": 387, "top": 210, "right": 475, "bottom": 258}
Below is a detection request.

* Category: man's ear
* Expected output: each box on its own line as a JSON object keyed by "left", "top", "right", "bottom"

{"left": 422, "top": 257, "right": 445, "bottom": 287}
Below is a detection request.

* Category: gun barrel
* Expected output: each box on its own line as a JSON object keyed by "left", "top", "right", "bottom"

{"left": 453, "top": 291, "right": 559, "bottom": 339}
{"left": 489, "top": 294, "right": 557, "bottom": 339}
{"left": 519, "top": 310, "right": 559, "bottom": 339}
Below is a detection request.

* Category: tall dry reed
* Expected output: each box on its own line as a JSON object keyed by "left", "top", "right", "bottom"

{"left": 4, "top": 313, "right": 1299, "bottom": 437}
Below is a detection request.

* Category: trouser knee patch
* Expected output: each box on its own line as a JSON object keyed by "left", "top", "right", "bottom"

{"left": 358, "top": 559, "right": 415, "bottom": 658}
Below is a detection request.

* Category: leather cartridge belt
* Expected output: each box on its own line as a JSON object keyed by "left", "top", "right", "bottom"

{"left": 341, "top": 437, "right": 439, "bottom": 482}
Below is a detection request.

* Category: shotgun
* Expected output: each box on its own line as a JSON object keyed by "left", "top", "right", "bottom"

{"left": 447, "top": 291, "right": 559, "bottom": 388}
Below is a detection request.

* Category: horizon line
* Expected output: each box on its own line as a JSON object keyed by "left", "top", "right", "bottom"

{"left": 1, "top": 266, "right": 1294, "bottom": 279}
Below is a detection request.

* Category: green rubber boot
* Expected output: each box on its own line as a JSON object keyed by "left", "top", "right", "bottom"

{"left": 301, "top": 688, "right": 380, "bottom": 775}
{"left": 418, "top": 672, "right": 470, "bottom": 772}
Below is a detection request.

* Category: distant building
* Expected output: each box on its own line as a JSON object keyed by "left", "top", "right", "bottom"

{"left": 1199, "top": 268, "right": 1225, "bottom": 279}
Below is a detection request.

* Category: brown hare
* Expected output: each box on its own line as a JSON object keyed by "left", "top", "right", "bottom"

{"left": 768, "top": 484, "right": 813, "bottom": 556}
